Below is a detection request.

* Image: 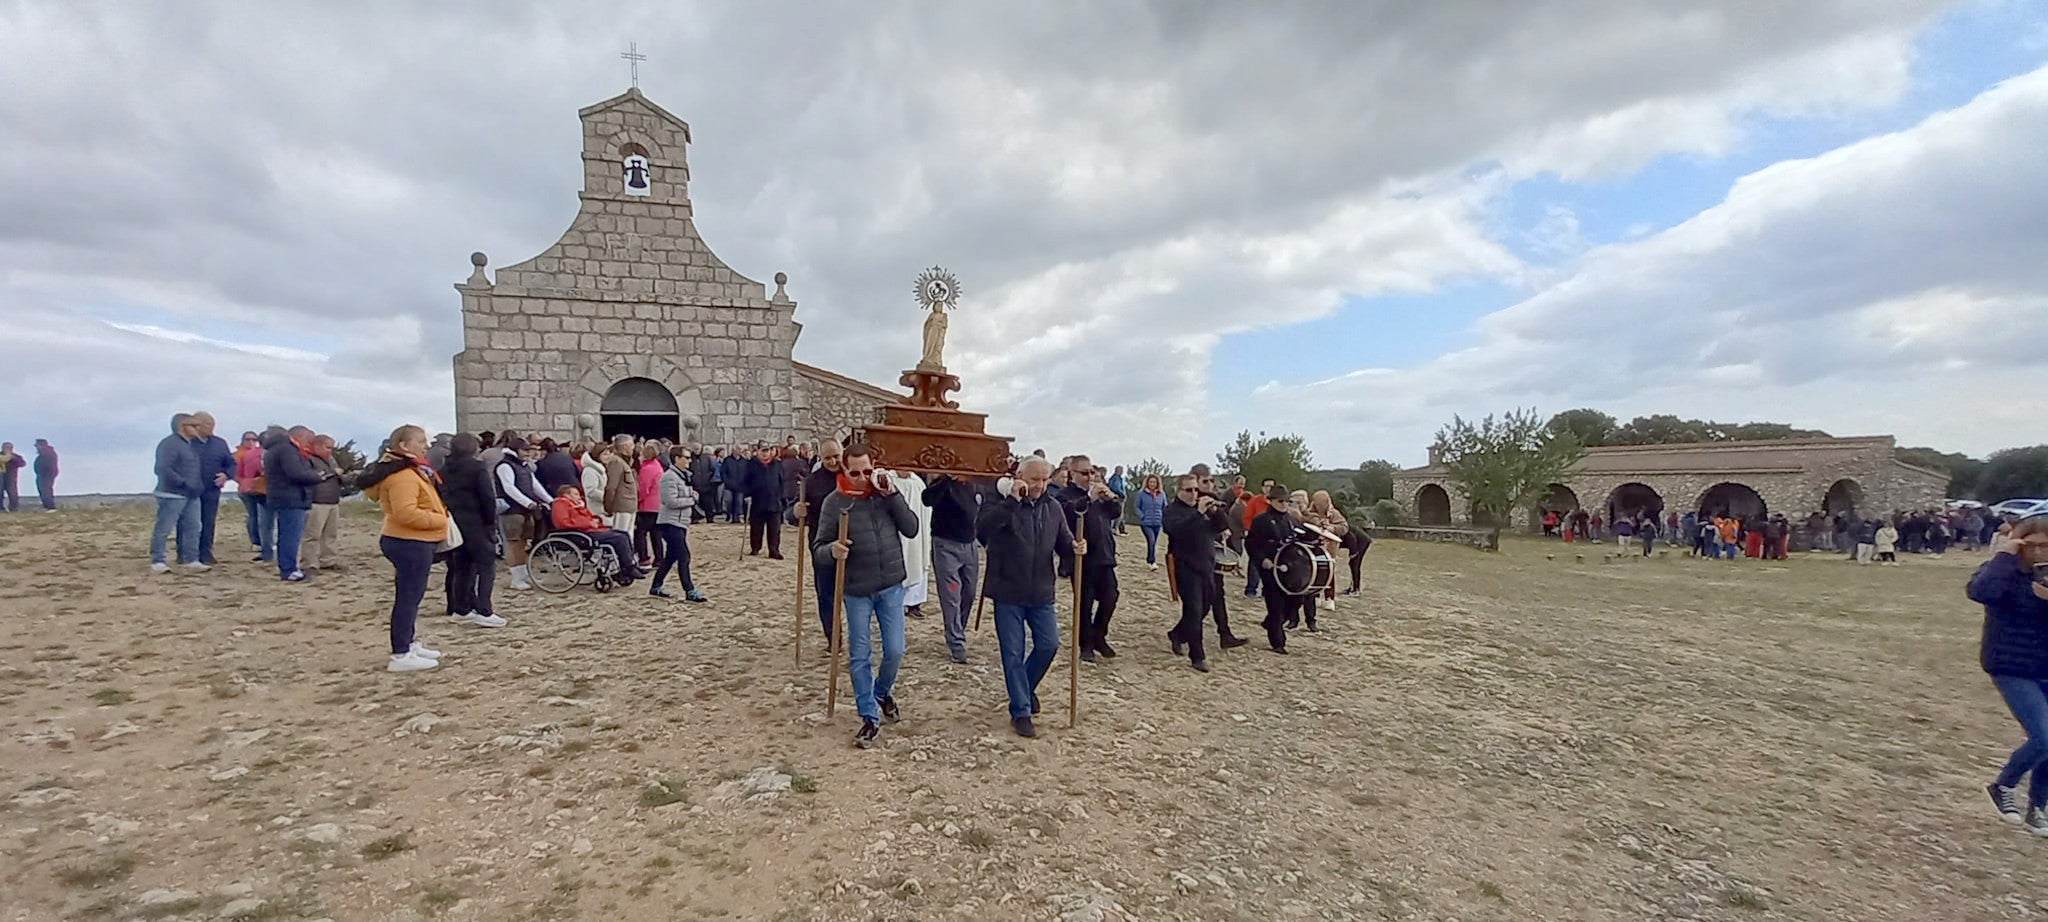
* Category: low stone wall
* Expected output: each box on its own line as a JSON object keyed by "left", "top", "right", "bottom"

{"left": 1377, "top": 526, "right": 1499, "bottom": 552}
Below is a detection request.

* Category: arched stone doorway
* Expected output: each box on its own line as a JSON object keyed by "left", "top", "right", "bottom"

{"left": 1529, "top": 483, "right": 1580, "bottom": 533}
{"left": 602, "top": 377, "right": 679, "bottom": 441}
{"left": 1823, "top": 478, "right": 1862, "bottom": 520}
{"left": 1416, "top": 483, "right": 1452, "bottom": 526}
{"left": 1606, "top": 482, "right": 1663, "bottom": 524}
{"left": 1697, "top": 482, "right": 1766, "bottom": 520}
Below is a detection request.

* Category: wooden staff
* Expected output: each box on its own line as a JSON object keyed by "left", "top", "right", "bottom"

{"left": 792, "top": 522, "right": 808, "bottom": 668}
{"left": 972, "top": 585, "right": 987, "bottom": 631}
{"left": 1069, "top": 555, "right": 1082, "bottom": 729}
{"left": 825, "top": 510, "right": 850, "bottom": 717}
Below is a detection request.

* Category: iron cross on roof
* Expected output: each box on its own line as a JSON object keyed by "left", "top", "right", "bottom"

{"left": 620, "top": 42, "right": 646, "bottom": 89}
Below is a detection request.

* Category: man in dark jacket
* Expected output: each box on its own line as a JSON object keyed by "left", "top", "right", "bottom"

{"left": 32, "top": 438, "right": 57, "bottom": 511}
{"left": 688, "top": 449, "right": 717, "bottom": 524}
{"left": 534, "top": 439, "right": 578, "bottom": 498}
{"left": 796, "top": 439, "right": 847, "bottom": 640}
{"left": 1246, "top": 485, "right": 1304, "bottom": 653}
{"left": 304, "top": 435, "right": 345, "bottom": 571}
{"left": 189, "top": 412, "right": 236, "bottom": 565}
{"left": 779, "top": 446, "right": 808, "bottom": 523}
{"left": 740, "top": 443, "right": 787, "bottom": 558}
{"left": 1164, "top": 472, "right": 1236, "bottom": 671}
{"left": 720, "top": 446, "right": 751, "bottom": 523}
{"left": 150, "top": 414, "right": 207, "bottom": 573}
{"left": 978, "top": 456, "right": 1078, "bottom": 738}
{"left": 440, "top": 434, "right": 505, "bottom": 627}
{"left": 1071, "top": 465, "right": 1123, "bottom": 663}
{"left": 923, "top": 470, "right": 983, "bottom": 664}
{"left": 813, "top": 442, "right": 919, "bottom": 748}
{"left": 261, "top": 426, "right": 330, "bottom": 582}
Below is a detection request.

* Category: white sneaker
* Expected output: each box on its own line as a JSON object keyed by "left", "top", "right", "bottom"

{"left": 508, "top": 566, "right": 533, "bottom": 590}
{"left": 457, "top": 613, "right": 507, "bottom": 628}
{"left": 182, "top": 562, "right": 212, "bottom": 572}
{"left": 387, "top": 651, "right": 438, "bottom": 672}
{"left": 151, "top": 562, "right": 171, "bottom": 574}
{"left": 409, "top": 641, "right": 442, "bottom": 660}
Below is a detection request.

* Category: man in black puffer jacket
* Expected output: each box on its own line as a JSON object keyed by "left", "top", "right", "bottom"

{"left": 812, "top": 442, "right": 918, "bottom": 749}
{"left": 261, "top": 426, "right": 331, "bottom": 583}
{"left": 979, "top": 456, "right": 1079, "bottom": 739}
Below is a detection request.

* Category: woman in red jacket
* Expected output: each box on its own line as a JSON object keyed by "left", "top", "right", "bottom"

{"left": 551, "top": 486, "right": 643, "bottom": 584}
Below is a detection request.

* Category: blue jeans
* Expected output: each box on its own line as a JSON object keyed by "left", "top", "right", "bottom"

{"left": 843, "top": 584, "right": 907, "bottom": 723}
{"left": 272, "top": 506, "right": 308, "bottom": 577}
{"left": 197, "top": 489, "right": 223, "bottom": 563}
{"left": 726, "top": 489, "right": 747, "bottom": 523}
{"left": 1994, "top": 674, "right": 2048, "bottom": 807}
{"left": 993, "top": 601, "right": 1060, "bottom": 719}
{"left": 150, "top": 494, "right": 201, "bottom": 565}
{"left": 382, "top": 536, "right": 434, "bottom": 655}
{"left": 1141, "top": 525, "right": 1161, "bottom": 564}
{"left": 242, "top": 493, "right": 274, "bottom": 559}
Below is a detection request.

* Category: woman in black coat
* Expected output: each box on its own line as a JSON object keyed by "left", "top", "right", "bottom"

{"left": 439, "top": 434, "right": 504, "bottom": 627}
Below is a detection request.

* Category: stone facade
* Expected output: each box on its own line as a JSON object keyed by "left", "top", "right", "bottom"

{"left": 452, "top": 88, "right": 891, "bottom": 446}
{"left": 1391, "top": 436, "right": 1950, "bottom": 531}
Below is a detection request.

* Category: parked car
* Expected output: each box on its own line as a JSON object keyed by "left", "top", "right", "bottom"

{"left": 1990, "top": 498, "right": 2048, "bottom": 519}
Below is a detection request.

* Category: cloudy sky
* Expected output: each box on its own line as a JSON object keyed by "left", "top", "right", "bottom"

{"left": 4, "top": 1, "right": 2046, "bottom": 493}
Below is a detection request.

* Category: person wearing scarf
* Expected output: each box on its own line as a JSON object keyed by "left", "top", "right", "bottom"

{"left": 812, "top": 442, "right": 919, "bottom": 749}
{"left": 550, "top": 485, "right": 643, "bottom": 584}
{"left": 261, "top": 425, "right": 331, "bottom": 583}
{"left": 358, "top": 425, "right": 449, "bottom": 672}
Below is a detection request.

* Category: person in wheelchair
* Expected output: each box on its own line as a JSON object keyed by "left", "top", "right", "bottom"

{"left": 549, "top": 485, "right": 643, "bottom": 585}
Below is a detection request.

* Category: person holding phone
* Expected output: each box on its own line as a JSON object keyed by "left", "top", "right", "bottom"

{"left": 1972, "top": 512, "right": 2048, "bottom": 835}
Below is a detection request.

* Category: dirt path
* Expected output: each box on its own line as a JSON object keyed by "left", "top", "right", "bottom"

{"left": 0, "top": 507, "right": 2038, "bottom": 920}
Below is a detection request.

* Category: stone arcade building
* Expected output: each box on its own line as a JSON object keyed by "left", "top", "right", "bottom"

{"left": 452, "top": 87, "right": 894, "bottom": 447}
{"left": 1392, "top": 435, "right": 1950, "bottom": 531}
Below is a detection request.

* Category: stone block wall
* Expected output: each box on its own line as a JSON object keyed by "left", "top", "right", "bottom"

{"left": 793, "top": 365, "right": 893, "bottom": 446}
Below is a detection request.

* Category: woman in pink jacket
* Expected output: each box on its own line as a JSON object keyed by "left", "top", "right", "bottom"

{"left": 635, "top": 443, "right": 666, "bottom": 569}
{"left": 233, "top": 431, "right": 273, "bottom": 561}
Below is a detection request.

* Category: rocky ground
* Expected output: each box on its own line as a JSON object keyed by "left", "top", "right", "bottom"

{"left": 0, "top": 505, "right": 2041, "bottom": 920}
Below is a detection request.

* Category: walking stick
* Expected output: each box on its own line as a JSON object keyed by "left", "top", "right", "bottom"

{"left": 1069, "top": 557, "right": 1082, "bottom": 729}
{"left": 793, "top": 522, "right": 808, "bottom": 668}
{"left": 972, "top": 546, "right": 987, "bottom": 631}
{"left": 825, "top": 510, "right": 850, "bottom": 718}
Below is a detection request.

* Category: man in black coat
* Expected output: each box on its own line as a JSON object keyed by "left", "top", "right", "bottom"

{"left": 688, "top": 449, "right": 717, "bottom": 524}
{"left": 923, "top": 470, "right": 984, "bottom": 664}
{"left": 1163, "top": 472, "right": 1237, "bottom": 671}
{"left": 796, "top": 439, "right": 847, "bottom": 639}
{"left": 1246, "top": 485, "right": 1306, "bottom": 653}
{"left": 978, "top": 456, "right": 1079, "bottom": 738}
{"left": 261, "top": 426, "right": 331, "bottom": 583}
{"left": 189, "top": 412, "right": 236, "bottom": 566}
{"left": 740, "top": 443, "right": 787, "bottom": 558}
{"left": 534, "top": 439, "right": 579, "bottom": 498}
{"left": 1064, "top": 462, "right": 1124, "bottom": 662}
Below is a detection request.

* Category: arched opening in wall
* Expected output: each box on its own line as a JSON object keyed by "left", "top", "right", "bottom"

{"left": 1696, "top": 482, "right": 1767, "bottom": 520}
{"left": 618, "top": 142, "right": 652, "bottom": 197}
{"left": 1416, "top": 484, "right": 1452, "bottom": 526}
{"left": 1606, "top": 482, "right": 1664, "bottom": 525}
{"left": 1823, "top": 478, "right": 1862, "bottom": 520}
{"left": 601, "top": 377, "right": 679, "bottom": 441}
{"left": 1529, "top": 483, "right": 1580, "bottom": 533}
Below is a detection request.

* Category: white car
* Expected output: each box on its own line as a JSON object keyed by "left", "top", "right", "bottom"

{"left": 1991, "top": 498, "right": 2048, "bottom": 519}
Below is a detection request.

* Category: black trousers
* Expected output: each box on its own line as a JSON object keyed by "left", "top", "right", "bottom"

{"left": 1259, "top": 568, "right": 1302, "bottom": 649}
{"left": 1341, "top": 533, "right": 1369, "bottom": 591}
{"left": 1171, "top": 561, "right": 1214, "bottom": 662}
{"left": 1079, "top": 565, "right": 1119, "bottom": 649}
{"left": 635, "top": 511, "right": 663, "bottom": 563}
{"left": 1207, "top": 571, "right": 1236, "bottom": 640}
{"left": 652, "top": 523, "right": 694, "bottom": 592}
{"left": 444, "top": 540, "right": 498, "bottom": 617}
{"left": 748, "top": 509, "right": 782, "bottom": 556}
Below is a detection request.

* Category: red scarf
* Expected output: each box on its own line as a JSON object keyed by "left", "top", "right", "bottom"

{"left": 836, "top": 471, "right": 874, "bottom": 498}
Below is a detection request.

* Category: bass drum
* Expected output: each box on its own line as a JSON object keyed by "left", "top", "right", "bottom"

{"left": 1273, "top": 541, "right": 1333, "bottom": 597}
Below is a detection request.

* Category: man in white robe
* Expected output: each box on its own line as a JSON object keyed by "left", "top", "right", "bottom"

{"left": 894, "top": 470, "right": 932, "bottom": 617}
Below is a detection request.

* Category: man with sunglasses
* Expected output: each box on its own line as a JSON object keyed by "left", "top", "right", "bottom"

{"left": 979, "top": 455, "right": 1082, "bottom": 738}
{"left": 814, "top": 442, "right": 919, "bottom": 749}
{"left": 1164, "top": 472, "right": 1236, "bottom": 672}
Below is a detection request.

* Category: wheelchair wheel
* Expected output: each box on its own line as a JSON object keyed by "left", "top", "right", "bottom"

{"left": 528, "top": 538, "right": 586, "bottom": 594}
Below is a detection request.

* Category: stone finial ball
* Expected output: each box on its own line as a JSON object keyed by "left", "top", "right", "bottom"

{"left": 774, "top": 272, "right": 788, "bottom": 286}
{"left": 682, "top": 415, "right": 700, "bottom": 431}
{"left": 574, "top": 413, "right": 597, "bottom": 430}
{"left": 470, "top": 251, "right": 488, "bottom": 267}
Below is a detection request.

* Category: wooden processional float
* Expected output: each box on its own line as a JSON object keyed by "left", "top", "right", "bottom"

{"left": 802, "top": 269, "right": 1082, "bottom": 729}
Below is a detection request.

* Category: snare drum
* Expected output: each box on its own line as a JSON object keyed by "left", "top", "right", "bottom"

{"left": 1213, "top": 541, "right": 1243, "bottom": 573}
{"left": 1273, "top": 541, "right": 1334, "bottom": 596}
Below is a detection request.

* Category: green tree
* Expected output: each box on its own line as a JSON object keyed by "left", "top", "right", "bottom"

{"left": 1434, "top": 408, "right": 1587, "bottom": 534}
{"left": 1976, "top": 446, "right": 2048, "bottom": 503}
{"left": 1350, "top": 459, "right": 1399, "bottom": 503}
{"left": 1217, "top": 432, "right": 1314, "bottom": 493}
{"left": 1610, "top": 414, "right": 1718, "bottom": 445}
{"left": 1724, "top": 421, "right": 1830, "bottom": 441}
{"left": 1896, "top": 445, "right": 1985, "bottom": 498}
{"left": 1544, "top": 408, "right": 1618, "bottom": 448}
{"left": 1370, "top": 498, "right": 1404, "bottom": 527}
{"left": 332, "top": 439, "right": 369, "bottom": 496}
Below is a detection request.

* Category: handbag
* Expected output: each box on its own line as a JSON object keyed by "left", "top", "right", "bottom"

{"left": 437, "top": 519, "right": 465, "bottom": 553}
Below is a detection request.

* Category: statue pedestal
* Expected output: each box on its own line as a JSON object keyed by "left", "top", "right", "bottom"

{"left": 860, "top": 369, "right": 1013, "bottom": 478}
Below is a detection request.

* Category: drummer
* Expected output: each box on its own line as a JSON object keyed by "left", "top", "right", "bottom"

{"left": 1248, "top": 484, "right": 1311, "bottom": 653}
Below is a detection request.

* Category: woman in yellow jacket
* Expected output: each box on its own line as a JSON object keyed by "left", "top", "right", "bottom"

{"left": 359, "top": 425, "right": 451, "bottom": 672}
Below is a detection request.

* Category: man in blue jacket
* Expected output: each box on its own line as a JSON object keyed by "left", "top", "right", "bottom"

{"left": 262, "top": 425, "right": 332, "bottom": 582}
{"left": 189, "top": 412, "right": 236, "bottom": 566}
{"left": 150, "top": 414, "right": 208, "bottom": 573}
{"left": 978, "top": 456, "right": 1080, "bottom": 738}
{"left": 719, "top": 445, "right": 750, "bottom": 524}
{"left": 739, "top": 443, "right": 786, "bottom": 558}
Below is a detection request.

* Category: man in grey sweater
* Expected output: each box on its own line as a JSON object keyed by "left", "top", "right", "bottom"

{"left": 812, "top": 442, "right": 920, "bottom": 749}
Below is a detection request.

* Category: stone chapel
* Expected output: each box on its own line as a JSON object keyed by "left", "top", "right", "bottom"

{"left": 452, "top": 87, "right": 894, "bottom": 447}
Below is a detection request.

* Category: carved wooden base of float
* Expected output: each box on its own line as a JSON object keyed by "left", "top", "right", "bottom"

{"left": 859, "top": 369, "right": 1014, "bottom": 479}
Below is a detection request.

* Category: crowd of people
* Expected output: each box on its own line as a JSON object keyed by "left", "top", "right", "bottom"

{"left": 1537, "top": 503, "right": 2005, "bottom": 566}
{"left": 149, "top": 414, "right": 344, "bottom": 579}
{"left": 0, "top": 438, "right": 59, "bottom": 512}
